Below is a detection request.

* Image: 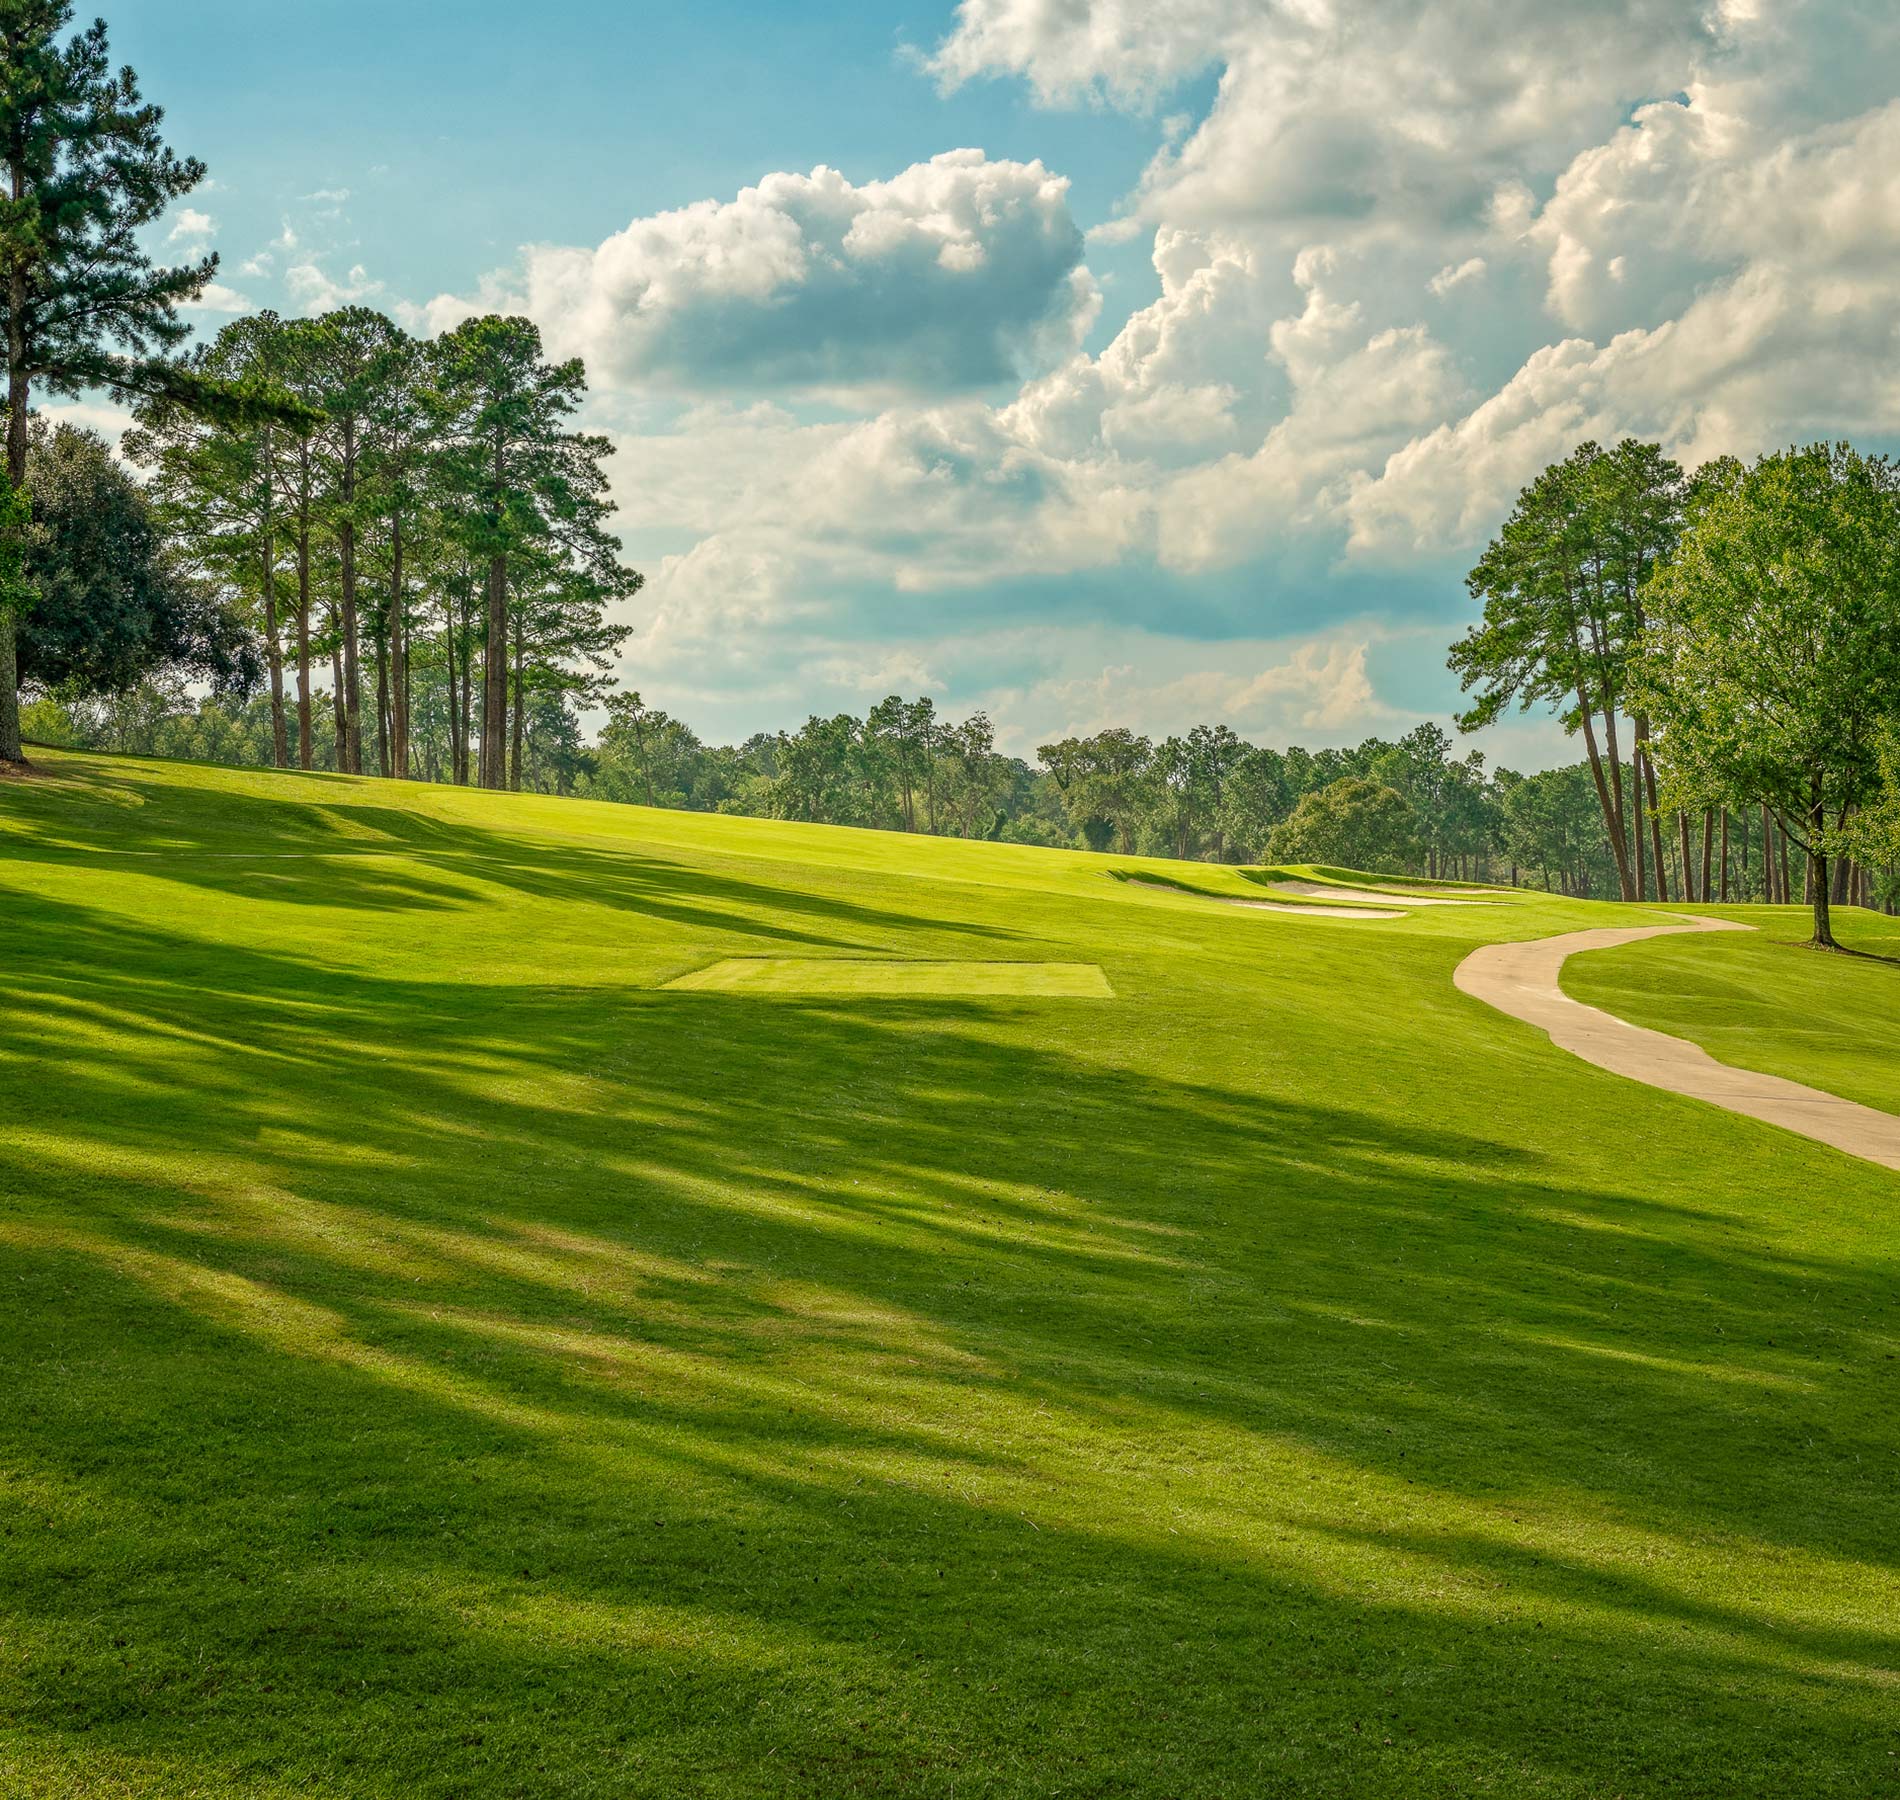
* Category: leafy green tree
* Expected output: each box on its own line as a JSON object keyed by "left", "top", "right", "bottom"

{"left": 1217, "top": 745, "right": 1291, "bottom": 861}
{"left": 270, "top": 317, "right": 333, "bottom": 768}
{"left": 591, "top": 690, "right": 706, "bottom": 808}
{"left": 1372, "top": 725, "right": 1500, "bottom": 880}
{"left": 1148, "top": 736, "right": 1209, "bottom": 860}
{"left": 1637, "top": 442, "right": 1900, "bottom": 947}
{"left": 1450, "top": 440, "right": 1685, "bottom": 900}
{"left": 125, "top": 313, "right": 296, "bottom": 765}
{"left": 305, "top": 307, "right": 407, "bottom": 773}
{"left": 0, "top": 0, "right": 232, "bottom": 761}
{"left": 1496, "top": 763, "right": 1617, "bottom": 896}
{"left": 866, "top": 694, "right": 938, "bottom": 831}
{"left": 428, "top": 314, "right": 633, "bottom": 790}
{"left": 1266, "top": 776, "right": 1422, "bottom": 874}
{"left": 360, "top": 331, "right": 430, "bottom": 777}
{"left": 774, "top": 713, "right": 867, "bottom": 824}
{"left": 502, "top": 547, "right": 629, "bottom": 791}
{"left": 1037, "top": 728, "right": 1154, "bottom": 853}
{"left": 16, "top": 419, "right": 253, "bottom": 697}
{"left": 1841, "top": 727, "right": 1900, "bottom": 911}
{"left": 1186, "top": 723, "right": 1246, "bottom": 860}
{"left": 938, "top": 710, "right": 1010, "bottom": 838}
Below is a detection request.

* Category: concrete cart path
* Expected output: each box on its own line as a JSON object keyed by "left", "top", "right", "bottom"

{"left": 1454, "top": 917, "right": 1900, "bottom": 1171}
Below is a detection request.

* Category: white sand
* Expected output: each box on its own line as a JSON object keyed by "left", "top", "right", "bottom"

{"left": 1126, "top": 878, "right": 1401, "bottom": 919}
{"left": 1273, "top": 881, "right": 1496, "bottom": 907}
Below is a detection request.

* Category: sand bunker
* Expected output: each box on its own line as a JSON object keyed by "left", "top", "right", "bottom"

{"left": 1273, "top": 881, "right": 1497, "bottom": 908}
{"left": 1125, "top": 878, "right": 1401, "bottom": 919}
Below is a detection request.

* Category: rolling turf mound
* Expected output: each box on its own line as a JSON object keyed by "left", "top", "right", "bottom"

{"left": 2, "top": 748, "right": 1896, "bottom": 1799}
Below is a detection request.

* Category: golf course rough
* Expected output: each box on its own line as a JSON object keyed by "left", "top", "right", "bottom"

{"left": 2, "top": 748, "right": 1897, "bottom": 1800}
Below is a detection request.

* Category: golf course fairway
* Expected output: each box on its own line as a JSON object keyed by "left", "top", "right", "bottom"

{"left": 2, "top": 749, "right": 1895, "bottom": 1799}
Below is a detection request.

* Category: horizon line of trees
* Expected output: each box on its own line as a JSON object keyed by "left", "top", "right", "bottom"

{"left": 27, "top": 677, "right": 1898, "bottom": 912}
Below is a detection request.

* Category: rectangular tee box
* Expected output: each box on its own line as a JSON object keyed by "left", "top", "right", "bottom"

{"left": 663, "top": 959, "right": 1115, "bottom": 998}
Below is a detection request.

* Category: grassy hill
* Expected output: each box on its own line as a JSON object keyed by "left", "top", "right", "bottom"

{"left": 2, "top": 749, "right": 1896, "bottom": 1799}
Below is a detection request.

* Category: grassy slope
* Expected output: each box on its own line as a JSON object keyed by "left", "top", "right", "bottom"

{"left": 0, "top": 749, "right": 1895, "bottom": 1800}
{"left": 1565, "top": 905, "right": 1900, "bottom": 1115}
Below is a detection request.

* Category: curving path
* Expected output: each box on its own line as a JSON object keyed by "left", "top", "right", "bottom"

{"left": 1455, "top": 917, "right": 1900, "bottom": 1171}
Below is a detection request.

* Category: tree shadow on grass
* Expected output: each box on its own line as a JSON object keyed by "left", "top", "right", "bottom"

{"left": 1, "top": 887, "right": 1897, "bottom": 1797}
{"left": 3, "top": 761, "right": 1024, "bottom": 948}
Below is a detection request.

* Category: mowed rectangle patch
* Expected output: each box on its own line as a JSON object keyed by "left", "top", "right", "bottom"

{"left": 664, "top": 959, "right": 1114, "bottom": 998}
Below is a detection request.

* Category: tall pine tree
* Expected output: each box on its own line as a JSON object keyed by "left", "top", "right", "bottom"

{"left": 428, "top": 315, "right": 633, "bottom": 789}
{"left": 125, "top": 314, "right": 297, "bottom": 767}
{"left": 0, "top": 0, "right": 220, "bottom": 762}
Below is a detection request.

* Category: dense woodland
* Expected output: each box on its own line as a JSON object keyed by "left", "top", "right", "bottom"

{"left": 3, "top": 1, "right": 1898, "bottom": 938}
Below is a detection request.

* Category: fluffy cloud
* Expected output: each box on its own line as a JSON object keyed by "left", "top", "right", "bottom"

{"left": 424, "top": 151, "right": 1097, "bottom": 398}
{"left": 909, "top": 0, "right": 1900, "bottom": 583}
{"left": 371, "top": 0, "right": 1900, "bottom": 756}
{"left": 932, "top": 0, "right": 1719, "bottom": 243}
{"left": 1026, "top": 635, "right": 1381, "bottom": 740}
{"left": 167, "top": 207, "right": 216, "bottom": 248}
{"left": 286, "top": 259, "right": 384, "bottom": 315}
{"left": 1351, "top": 79, "right": 1900, "bottom": 552}
{"left": 184, "top": 282, "right": 255, "bottom": 316}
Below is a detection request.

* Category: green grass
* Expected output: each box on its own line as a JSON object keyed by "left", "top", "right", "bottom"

{"left": 1565, "top": 905, "right": 1900, "bottom": 1115}
{"left": 2, "top": 748, "right": 1897, "bottom": 1799}
{"left": 665, "top": 959, "right": 1115, "bottom": 997}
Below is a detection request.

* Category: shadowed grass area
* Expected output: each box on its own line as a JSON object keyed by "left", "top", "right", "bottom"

{"left": 2, "top": 749, "right": 1897, "bottom": 1799}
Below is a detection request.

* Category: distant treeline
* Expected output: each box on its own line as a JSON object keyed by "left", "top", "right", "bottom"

{"left": 30, "top": 680, "right": 1891, "bottom": 909}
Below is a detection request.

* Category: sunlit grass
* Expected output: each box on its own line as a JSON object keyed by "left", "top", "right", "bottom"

{"left": 1, "top": 748, "right": 1897, "bottom": 1798}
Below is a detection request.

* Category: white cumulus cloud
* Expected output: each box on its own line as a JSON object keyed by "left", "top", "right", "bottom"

{"left": 424, "top": 151, "right": 1098, "bottom": 398}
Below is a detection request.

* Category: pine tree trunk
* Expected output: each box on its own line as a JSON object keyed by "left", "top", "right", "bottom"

{"left": 1829, "top": 811, "right": 1852, "bottom": 906}
{"left": 262, "top": 507, "right": 287, "bottom": 768}
{"left": 330, "top": 638, "right": 347, "bottom": 769}
{"left": 1601, "top": 697, "right": 1632, "bottom": 888}
{"left": 479, "top": 554, "right": 507, "bottom": 788}
{"left": 374, "top": 626, "right": 390, "bottom": 779}
{"left": 1677, "top": 810, "right": 1696, "bottom": 903}
{"left": 389, "top": 508, "right": 407, "bottom": 779}
{"left": 509, "top": 604, "right": 524, "bottom": 793}
{"left": 1574, "top": 676, "right": 1633, "bottom": 899}
{"left": 295, "top": 492, "right": 314, "bottom": 770}
{"left": 0, "top": 255, "right": 28, "bottom": 764}
{"left": 0, "top": 600, "right": 16, "bottom": 763}
{"left": 337, "top": 418, "right": 362, "bottom": 774}
{"left": 443, "top": 600, "right": 462, "bottom": 785}
{"left": 1808, "top": 775, "right": 1835, "bottom": 947}
{"left": 1633, "top": 755, "right": 1647, "bottom": 902}
{"left": 1719, "top": 811, "right": 1730, "bottom": 903}
{"left": 1634, "top": 720, "right": 1669, "bottom": 901}
{"left": 460, "top": 587, "right": 477, "bottom": 785}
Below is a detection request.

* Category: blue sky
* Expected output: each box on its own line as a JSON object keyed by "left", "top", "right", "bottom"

{"left": 100, "top": 0, "right": 1900, "bottom": 765}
